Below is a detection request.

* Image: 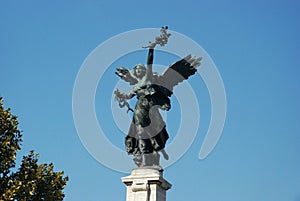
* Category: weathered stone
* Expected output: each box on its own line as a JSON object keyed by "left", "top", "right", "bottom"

{"left": 122, "top": 167, "right": 172, "bottom": 201}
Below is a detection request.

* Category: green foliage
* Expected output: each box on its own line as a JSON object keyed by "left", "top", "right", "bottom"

{"left": 0, "top": 97, "right": 22, "bottom": 178}
{"left": 0, "top": 98, "right": 68, "bottom": 200}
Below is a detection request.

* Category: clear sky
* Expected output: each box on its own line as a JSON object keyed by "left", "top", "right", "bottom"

{"left": 1, "top": 1, "right": 300, "bottom": 201}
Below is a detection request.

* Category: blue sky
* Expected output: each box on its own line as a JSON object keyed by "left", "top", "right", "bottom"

{"left": 1, "top": 1, "right": 300, "bottom": 201}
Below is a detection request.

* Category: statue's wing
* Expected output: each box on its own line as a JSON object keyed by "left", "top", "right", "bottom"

{"left": 160, "top": 55, "right": 202, "bottom": 93}
{"left": 115, "top": 67, "right": 138, "bottom": 85}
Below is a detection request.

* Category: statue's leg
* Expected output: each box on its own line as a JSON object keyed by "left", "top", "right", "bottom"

{"left": 141, "top": 154, "right": 148, "bottom": 167}
{"left": 142, "top": 151, "right": 160, "bottom": 167}
{"left": 133, "top": 154, "right": 142, "bottom": 167}
{"left": 150, "top": 151, "right": 160, "bottom": 166}
{"left": 138, "top": 139, "right": 148, "bottom": 167}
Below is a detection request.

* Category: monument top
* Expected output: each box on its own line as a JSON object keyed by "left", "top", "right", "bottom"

{"left": 114, "top": 26, "right": 202, "bottom": 168}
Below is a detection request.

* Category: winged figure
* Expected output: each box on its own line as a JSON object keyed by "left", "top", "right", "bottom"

{"left": 114, "top": 26, "right": 202, "bottom": 167}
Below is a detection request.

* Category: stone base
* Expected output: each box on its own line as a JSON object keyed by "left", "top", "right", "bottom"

{"left": 122, "top": 166, "right": 172, "bottom": 201}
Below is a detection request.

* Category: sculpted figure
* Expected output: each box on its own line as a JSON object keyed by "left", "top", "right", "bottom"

{"left": 114, "top": 26, "right": 201, "bottom": 167}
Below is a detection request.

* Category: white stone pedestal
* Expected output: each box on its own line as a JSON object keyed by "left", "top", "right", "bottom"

{"left": 122, "top": 167, "right": 172, "bottom": 201}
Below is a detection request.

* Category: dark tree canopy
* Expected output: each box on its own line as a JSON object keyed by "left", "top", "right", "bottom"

{"left": 0, "top": 97, "right": 68, "bottom": 200}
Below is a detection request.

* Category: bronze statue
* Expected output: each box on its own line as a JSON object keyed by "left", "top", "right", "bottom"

{"left": 114, "top": 26, "right": 201, "bottom": 167}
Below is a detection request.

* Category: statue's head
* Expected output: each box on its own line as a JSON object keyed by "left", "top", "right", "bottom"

{"left": 133, "top": 64, "right": 146, "bottom": 79}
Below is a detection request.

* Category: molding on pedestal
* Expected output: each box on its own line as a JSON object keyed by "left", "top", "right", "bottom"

{"left": 122, "top": 167, "right": 172, "bottom": 201}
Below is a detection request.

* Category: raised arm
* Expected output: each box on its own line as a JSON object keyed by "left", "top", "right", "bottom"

{"left": 146, "top": 48, "right": 154, "bottom": 81}
{"left": 143, "top": 26, "right": 171, "bottom": 82}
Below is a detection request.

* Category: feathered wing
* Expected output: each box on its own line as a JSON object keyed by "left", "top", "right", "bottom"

{"left": 115, "top": 67, "right": 138, "bottom": 85}
{"left": 157, "top": 55, "right": 202, "bottom": 95}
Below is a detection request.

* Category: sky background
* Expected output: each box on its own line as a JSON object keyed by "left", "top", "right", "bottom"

{"left": 1, "top": 1, "right": 300, "bottom": 201}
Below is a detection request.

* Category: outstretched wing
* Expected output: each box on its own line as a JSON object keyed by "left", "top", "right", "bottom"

{"left": 115, "top": 67, "right": 138, "bottom": 85}
{"left": 158, "top": 55, "right": 202, "bottom": 93}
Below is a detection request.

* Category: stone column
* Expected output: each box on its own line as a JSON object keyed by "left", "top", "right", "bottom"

{"left": 122, "top": 167, "right": 172, "bottom": 201}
